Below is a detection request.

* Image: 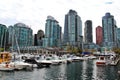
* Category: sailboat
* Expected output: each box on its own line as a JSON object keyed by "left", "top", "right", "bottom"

{"left": 0, "top": 30, "right": 14, "bottom": 71}
{"left": 9, "top": 29, "right": 33, "bottom": 70}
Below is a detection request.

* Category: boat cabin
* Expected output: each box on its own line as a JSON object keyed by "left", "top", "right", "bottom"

{"left": 0, "top": 52, "right": 12, "bottom": 63}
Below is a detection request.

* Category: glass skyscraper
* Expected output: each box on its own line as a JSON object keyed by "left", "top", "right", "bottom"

{"left": 8, "top": 23, "right": 33, "bottom": 50}
{"left": 117, "top": 28, "right": 120, "bottom": 47}
{"left": 0, "top": 24, "right": 7, "bottom": 48}
{"left": 84, "top": 20, "right": 93, "bottom": 43}
{"left": 102, "top": 13, "right": 117, "bottom": 48}
{"left": 63, "top": 9, "right": 82, "bottom": 46}
{"left": 43, "top": 16, "right": 62, "bottom": 47}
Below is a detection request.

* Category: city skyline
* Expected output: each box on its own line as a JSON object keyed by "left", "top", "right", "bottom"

{"left": 0, "top": 0, "right": 120, "bottom": 42}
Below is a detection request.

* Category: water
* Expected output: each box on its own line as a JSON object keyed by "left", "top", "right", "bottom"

{"left": 0, "top": 60, "right": 120, "bottom": 80}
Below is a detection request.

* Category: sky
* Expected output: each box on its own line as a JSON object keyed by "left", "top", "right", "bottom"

{"left": 0, "top": 0, "right": 120, "bottom": 42}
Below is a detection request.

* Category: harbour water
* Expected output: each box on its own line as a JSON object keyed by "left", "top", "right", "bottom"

{"left": 0, "top": 60, "right": 120, "bottom": 80}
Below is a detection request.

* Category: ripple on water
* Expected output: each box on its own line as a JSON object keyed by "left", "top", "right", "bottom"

{"left": 0, "top": 60, "right": 120, "bottom": 80}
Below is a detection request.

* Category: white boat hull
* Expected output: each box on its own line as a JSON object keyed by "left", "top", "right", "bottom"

{"left": 0, "top": 63, "right": 14, "bottom": 71}
{"left": 10, "top": 61, "right": 32, "bottom": 70}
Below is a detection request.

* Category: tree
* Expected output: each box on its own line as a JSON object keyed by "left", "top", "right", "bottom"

{"left": 112, "top": 47, "right": 120, "bottom": 55}
{"left": 0, "top": 48, "right": 4, "bottom": 52}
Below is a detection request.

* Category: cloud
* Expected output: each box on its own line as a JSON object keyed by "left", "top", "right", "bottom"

{"left": 0, "top": 0, "right": 120, "bottom": 42}
{"left": 105, "top": 2, "right": 113, "bottom": 4}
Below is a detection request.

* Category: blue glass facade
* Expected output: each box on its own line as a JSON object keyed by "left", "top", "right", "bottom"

{"left": 8, "top": 26, "right": 14, "bottom": 46}
{"left": 63, "top": 9, "right": 82, "bottom": 46}
{"left": 117, "top": 28, "right": 120, "bottom": 47}
{"left": 8, "top": 23, "right": 33, "bottom": 49}
{"left": 102, "top": 13, "right": 117, "bottom": 48}
{"left": 0, "top": 24, "right": 7, "bottom": 48}
{"left": 43, "top": 16, "right": 62, "bottom": 47}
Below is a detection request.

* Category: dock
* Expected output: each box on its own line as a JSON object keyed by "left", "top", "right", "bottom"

{"left": 109, "top": 58, "right": 120, "bottom": 66}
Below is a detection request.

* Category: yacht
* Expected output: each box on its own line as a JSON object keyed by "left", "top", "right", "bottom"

{"left": 35, "top": 55, "right": 52, "bottom": 67}
{"left": 10, "top": 60, "right": 32, "bottom": 70}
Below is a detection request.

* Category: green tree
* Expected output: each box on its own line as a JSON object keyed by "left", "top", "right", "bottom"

{"left": 112, "top": 48, "right": 120, "bottom": 55}
{"left": 0, "top": 48, "right": 4, "bottom": 52}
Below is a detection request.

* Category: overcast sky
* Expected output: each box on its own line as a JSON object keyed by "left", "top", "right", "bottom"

{"left": 0, "top": 0, "right": 120, "bottom": 42}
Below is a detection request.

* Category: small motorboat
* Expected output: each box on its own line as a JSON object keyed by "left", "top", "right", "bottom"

{"left": 96, "top": 56, "right": 106, "bottom": 66}
{"left": 10, "top": 60, "right": 33, "bottom": 70}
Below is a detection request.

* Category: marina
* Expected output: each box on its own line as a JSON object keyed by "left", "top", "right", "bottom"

{"left": 0, "top": 51, "right": 120, "bottom": 80}
{"left": 0, "top": 59, "right": 120, "bottom": 80}
{"left": 0, "top": 0, "right": 120, "bottom": 79}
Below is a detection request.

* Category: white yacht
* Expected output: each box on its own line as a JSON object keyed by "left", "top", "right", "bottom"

{"left": 0, "top": 62, "right": 14, "bottom": 71}
{"left": 10, "top": 60, "right": 32, "bottom": 70}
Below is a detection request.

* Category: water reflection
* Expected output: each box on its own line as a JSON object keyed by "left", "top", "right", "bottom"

{"left": 81, "top": 60, "right": 94, "bottom": 80}
{"left": 44, "top": 64, "right": 67, "bottom": 80}
{"left": 0, "top": 60, "right": 119, "bottom": 80}
{"left": 0, "top": 71, "right": 14, "bottom": 80}
{"left": 93, "top": 60, "right": 120, "bottom": 80}
{"left": 96, "top": 66, "right": 106, "bottom": 80}
{"left": 92, "top": 60, "right": 97, "bottom": 80}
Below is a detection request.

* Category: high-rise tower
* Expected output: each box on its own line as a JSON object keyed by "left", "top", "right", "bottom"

{"left": 43, "top": 16, "right": 62, "bottom": 47}
{"left": 63, "top": 9, "right": 82, "bottom": 46}
{"left": 0, "top": 24, "right": 7, "bottom": 48}
{"left": 96, "top": 26, "right": 103, "bottom": 46}
{"left": 8, "top": 23, "right": 33, "bottom": 49}
{"left": 84, "top": 20, "right": 93, "bottom": 43}
{"left": 102, "top": 13, "right": 117, "bottom": 48}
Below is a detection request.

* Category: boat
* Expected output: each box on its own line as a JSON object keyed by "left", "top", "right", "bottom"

{"left": 9, "top": 33, "right": 33, "bottom": 70}
{"left": 0, "top": 52, "right": 14, "bottom": 71}
{"left": 37, "top": 55, "right": 60, "bottom": 66}
{"left": 0, "top": 62, "right": 14, "bottom": 71}
{"left": 37, "top": 59, "right": 52, "bottom": 67}
{"left": 71, "top": 56, "right": 81, "bottom": 61}
{"left": 96, "top": 56, "right": 106, "bottom": 65}
{"left": 10, "top": 60, "right": 33, "bottom": 70}
{"left": 24, "top": 58, "right": 43, "bottom": 68}
{"left": 0, "top": 52, "right": 12, "bottom": 63}
{"left": 87, "top": 55, "right": 97, "bottom": 59}
{"left": 66, "top": 57, "right": 73, "bottom": 64}
{"left": 51, "top": 55, "right": 63, "bottom": 65}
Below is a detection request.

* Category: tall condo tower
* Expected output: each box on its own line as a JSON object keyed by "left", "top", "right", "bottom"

{"left": 96, "top": 26, "right": 103, "bottom": 46}
{"left": 63, "top": 9, "right": 82, "bottom": 46}
{"left": 102, "top": 12, "right": 117, "bottom": 48}
{"left": 84, "top": 20, "right": 93, "bottom": 43}
{"left": 0, "top": 24, "right": 7, "bottom": 48}
{"left": 43, "top": 16, "right": 62, "bottom": 47}
{"left": 8, "top": 23, "right": 33, "bottom": 49}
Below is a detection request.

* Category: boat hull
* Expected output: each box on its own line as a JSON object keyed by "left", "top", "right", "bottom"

{"left": 96, "top": 62, "right": 106, "bottom": 65}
